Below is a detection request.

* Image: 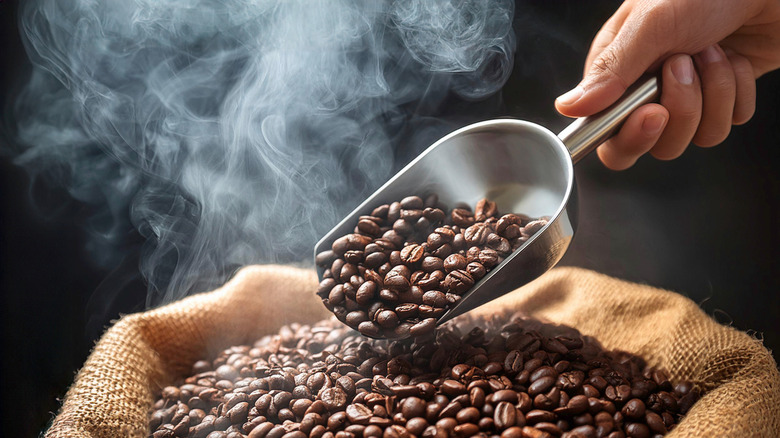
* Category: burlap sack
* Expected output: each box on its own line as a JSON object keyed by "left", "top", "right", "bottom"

{"left": 45, "top": 265, "right": 780, "bottom": 437}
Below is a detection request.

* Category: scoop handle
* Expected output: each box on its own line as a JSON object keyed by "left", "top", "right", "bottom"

{"left": 558, "top": 76, "right": 659, "bottom": 163}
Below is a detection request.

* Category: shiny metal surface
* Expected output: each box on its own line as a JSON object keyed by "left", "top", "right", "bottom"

{"left": 314, "top": 76, "right": 659, "bottom": 333}
{"left": 560, "top": 77, "right": 659, "bottom": 162}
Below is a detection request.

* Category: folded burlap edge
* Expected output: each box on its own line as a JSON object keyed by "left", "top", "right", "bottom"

{"left": 45, "top": 265, "right": 780, "bottom": 438}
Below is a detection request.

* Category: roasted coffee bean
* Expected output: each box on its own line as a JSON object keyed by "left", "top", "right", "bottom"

{"left": 443, "top": 270, "right": 474, "bottom": 294}
{"left": 400, "top": 244, "right": 425, "bottom": 265}
{"left": 477, "top": 248, "right": 500, "bottom": 268}
{"left": 644, "top": 411, "right": 666, "bottom": 434}
{"left": 525, "top": 409, "right": 556, "bottom": 424}
{"left": 409, "top": 318, "right": 436, "bottom": 336}
{"left": 355, "top": 282, "right": 377, "bottom": 306}
{"left": 494, "top": 401, "right": 518, "bottom": 429}
{"left": 624, "top": 422, "right": 651, "bottom": 438}
{"left": 374, "top": 310, "right": 399, "bottom": 329}
{"left": 152, "top": 314, "right": 698, "bottom": 438}
{"left": 534, "top": 388, "right": 560, "bottom": 410}
{"left": 345, "top": 403, "right": 372, "bottom": 424}
{"left": 621, "top": 398, "right": 646, "bottom": 420}
{"left": 319, "top": 387, "right": 348, "bottom": 411}
{"left": 475, "top": 199, "right": 498, "bottom": 221}
{"left": 528, "top": 376, "right": 555, "bottom": 395}
{"left": 400, "top": 196, "right": 424, "bottom": 210}
{"left": 442, "top": 254, "right": 467, "bottom": 273}
{"left": 421, "top": 290, "right": 446, "bottom": 308}
{"left": 400, "top": 209, "right": 423, "bottom": 223}
{"left": 451, "top": 208, "right": 475, "bottom": 227}
{"left": 565, "top": 424, "right": 597, "bottom": 438}
{"left": 316, "top": 196, "right": 550, "bottom": 336}
{"left": 464, "top": 223, "right": 489, "bottom": 245}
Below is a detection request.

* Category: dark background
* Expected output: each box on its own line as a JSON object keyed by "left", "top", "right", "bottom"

{"left": 1, "top": 1, "right": 777, "bottom": 437}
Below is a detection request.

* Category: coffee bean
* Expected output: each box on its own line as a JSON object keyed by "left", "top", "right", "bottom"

{"left": 152, "top": 314, "right": 698, "bottom": 438}
{"left": 226, "top": 401, "right": 248, "bottom": 424}
{"left": 422, "top": 207, "right": 445, "bottom": 223}
{"left": 463, "top": 223, "right": 489, "bottom": 245}
{"left": 500, "top": 427, "right": 524, "bottom": 438}
{"left": 475, "top": 199, "right": 498, "bottom": 221}
{"left": 494, "top": 401, "right": 517, "bottom": 429}
{"left": 477, "top": 248, "right": 500, "bottom": 268}
{"left": 442, "top": 254, "right": 467, "bottom": 273}
{"left": 400, "top": 196, "right": 424, "bottom": 210}
{"left": 400, "top": 244, "right": 425, "bottom": 265}
{"left": 525, "top": 409, "right": 556, "bottom": 424}
{"left": 621, "top": 398, "right": 645, "bottom": 420}
{"left": 374, "top": 310, "right": 399, "bottom": 329}
{"left": 452, "top": 422, "right": 479, "bottom": 437}
{"left": 644, "top": 411, "right": 666, "bottom": 434}
{"left": 319, "top": 387, "right": 348, "bottom": 411}
{"left": 357, "top": 321, "right": 380, "bottom": 337}
{"left": 565, "top": 424, "right": 597, "bottom": 438}
{"left": 440, "top": 379, "right": 467, "bottom": 396}
{"left": 492, "top": 389, "right": 519, "bottom": 404}
{"left": 344, "top": 403, "right": 372, "bottom": 424}
{"left": 443, "top": 270, "right": 474, "bottom": 294}
{"left": 530, "top": 366, "right": 557, "bottom": 382}
{"left": 624, "top": 422, "right": 650, "bottom": 438}
{"left": 535, "top": 422, "right": 562, "bottom": 436}
{"left": 528, "top": 376, "right": 555, "bottom": 396}
{"left": 534, "top": 387, "right": 560, "bottom": 411}
{"left": 421, "top": 290, "right": 447, "bottom": 308}
{"left": 555, "top": 395, "right": 589, "bottom": 416}
{"left": 409, "top": 318, "right": 436, "bottom": 337}
{"left": 522, "top": 220, "right": 547, "bottom": 237}
{"left": 345, "top": 310, "right": 368, "bottom": 327}
{"left": 455, "top": 406, "right": 480, "bottom": 424}
{"left": 451, "top": 208, "right": 475, "bottom": 227}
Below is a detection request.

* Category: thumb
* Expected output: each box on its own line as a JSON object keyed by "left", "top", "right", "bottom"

{"left": 556, "top": 13, "right": 668, "bottom": 118}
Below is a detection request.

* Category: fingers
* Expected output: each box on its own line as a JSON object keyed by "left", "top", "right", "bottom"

{"left": 691, "top": 45, "right": 736, "bottom": 147}
{"left": 596, "top": 48, "right": 757, "bottom": 169}
{"left": 596, "top": 104, "right": 668, "bottom": 170}
{"left": 649, "top": 54, "right": 702, "bottom": 160}
{"left": 725, "top": 50, "right": 756, "bottom": 125}
{"left": 583, "top": 4, "right": 631, "bottom": 76}
{"left": 556, "top": 4, "right": 673, "bottom": 117}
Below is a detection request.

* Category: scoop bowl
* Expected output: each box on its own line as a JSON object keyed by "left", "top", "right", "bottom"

{"left": 314, "top": 77, "right": 658, "bottom": 331}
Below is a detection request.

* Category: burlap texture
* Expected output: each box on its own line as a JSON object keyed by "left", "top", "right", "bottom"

{"left": 45, "top": 265, "right": 779, "bottom": 437}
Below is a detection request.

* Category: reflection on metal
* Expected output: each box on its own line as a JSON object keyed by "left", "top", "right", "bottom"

{"left": 560, "top": 77, "right": 659, "bottom": 163}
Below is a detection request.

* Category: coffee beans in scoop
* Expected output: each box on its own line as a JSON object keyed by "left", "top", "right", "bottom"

{"left": 149, "top": 313, "right": 700, "bottom": 438}
{"left": 315, "top": 195, "right": 548, "bottom": 338}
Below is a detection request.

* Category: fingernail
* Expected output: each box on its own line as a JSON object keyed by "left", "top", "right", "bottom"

{"left": 671, "top": 56, "right": 694, "bottom": 85}
{"left": 700, "top": 45, "right": 722, "bottom": 64}
{"left": 642, "top": 113, "right": 667, "bottom": 136}
{"left": 556, "top": 85, "right": 584, "bottom": 106}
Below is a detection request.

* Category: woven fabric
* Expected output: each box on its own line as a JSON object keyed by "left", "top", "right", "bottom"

{"left": 45, "top": 265, "right": 780, "bottom": 437}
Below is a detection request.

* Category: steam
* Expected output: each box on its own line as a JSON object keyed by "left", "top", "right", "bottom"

{"left": 11, "top": 0, "right": 516, "bottom": 306}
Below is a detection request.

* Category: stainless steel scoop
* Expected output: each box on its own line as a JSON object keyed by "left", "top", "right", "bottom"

{"left": 314, "top": 76, "right": 658, "bottom": 330}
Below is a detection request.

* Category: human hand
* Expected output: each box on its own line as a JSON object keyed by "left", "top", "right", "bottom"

{"left": 555, "top": 0, "right": 780, "bottom": 170}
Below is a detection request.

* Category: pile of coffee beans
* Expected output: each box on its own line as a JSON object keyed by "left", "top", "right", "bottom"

{"left": 315, "top": 195, "right": 548, "bottom": 338}
{"left": 150, "top": 314, "right": 700, "bottom": 438}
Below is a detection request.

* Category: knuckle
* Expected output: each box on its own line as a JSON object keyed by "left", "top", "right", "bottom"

{"left": 590, "top": 49, "right": 629, "bottom": 90}
{"left": 728, "top": 53, "right": 755, "bottom": 78}
{"left": 671, "top": 107, "right": 701, "bottom": 125}
{"left": 703, "top": 73, "right": 736, "bottom": 95}
{"left": 641, "top": 2, "right": 681, "bottom": 42}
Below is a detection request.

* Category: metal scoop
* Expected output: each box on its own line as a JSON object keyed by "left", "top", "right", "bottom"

{"left": 314, "top": 76, "right": 658, "bottom": 330}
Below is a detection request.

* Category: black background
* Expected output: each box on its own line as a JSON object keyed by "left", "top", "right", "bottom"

{"left": 1, "top": 1, "right": 778, "bottom": 437}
